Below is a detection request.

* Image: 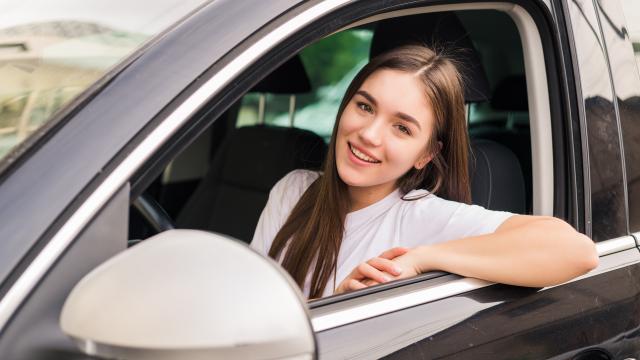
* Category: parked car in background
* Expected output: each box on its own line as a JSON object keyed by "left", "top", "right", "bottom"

{"left": 1, "top": 0, "right": 640, "bottom": 358}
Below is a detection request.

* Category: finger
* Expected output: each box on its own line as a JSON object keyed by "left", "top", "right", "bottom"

{"left": 348, "top": 279, "right": 367, "bottom": 291}
{"left": 368, "top": 257, "right": 403, "bottom": 276}
{"left": 357, "top": 262, "right": 393, "bottom": 283}
{"left": 362, "top": 279, "right": 380, "bottom": 287}
{"left": 379, "top": 247, "right": 410, "bottom": 260}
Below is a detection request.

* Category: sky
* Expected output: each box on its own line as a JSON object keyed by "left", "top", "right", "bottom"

{"left": 0, "top": 0, "right": 210, "bottom": 34}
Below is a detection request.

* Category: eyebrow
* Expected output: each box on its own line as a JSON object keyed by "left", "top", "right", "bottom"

{"left": 355, "top": 90, "right": 422, "bottom": 131}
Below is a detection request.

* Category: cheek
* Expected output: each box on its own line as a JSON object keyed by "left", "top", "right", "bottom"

{"left": 337, "top": 108, "right": 363, "bottom": 136}
{"left": 386, "top": 139, "right": 428, "bottom": 167}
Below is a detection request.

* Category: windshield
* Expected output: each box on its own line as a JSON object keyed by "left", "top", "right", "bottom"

{"left": 0, "top": 0, "right": 210, "bottom": 159}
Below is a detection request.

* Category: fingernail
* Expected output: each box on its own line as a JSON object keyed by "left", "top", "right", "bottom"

{"left": 383, "top": 275, "right": 392, "bottom": 282}
{"left": 393, "top": 266, "right": 403, "bottom": 274}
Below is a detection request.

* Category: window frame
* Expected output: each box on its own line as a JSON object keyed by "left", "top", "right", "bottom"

{"left": 117, "top": 0, "right": 564, "bottom": 318}
{"left": 128, "top": 0, "right": 571, "bottom": 329}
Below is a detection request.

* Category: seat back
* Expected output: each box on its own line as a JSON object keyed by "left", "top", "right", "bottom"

{"left": 470, "top": 139, "right": 526, "bottom": 213}
{"left": 470, "top": 75, "right": 532, "bottom": 212}
{"left": 176, "top": 125, "right": 326, "bottom": 242}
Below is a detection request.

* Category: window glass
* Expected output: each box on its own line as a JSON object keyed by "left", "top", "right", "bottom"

{"left": 617, "top": 0, "right": 640, "bottom": 232}
{"left": 236, "top": 29, "right": 373, "bottom": 141}
{"left": 568, "top": 0, "right": 628, "bottom": 241}
{"left": 620, "top": 0, "right": 640, "bottom": 69}
{"left": 0, "top": 0, "right": 209, "bottom": 159}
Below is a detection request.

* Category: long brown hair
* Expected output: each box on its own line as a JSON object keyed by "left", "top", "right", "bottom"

{"left": 268, "top": 45, "right": 471, "bottom": 298}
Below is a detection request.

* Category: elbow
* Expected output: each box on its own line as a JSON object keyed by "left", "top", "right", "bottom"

{"left": 546, "top": 217, "right": 598, "bottom": 276}
{"left": 580, "top": 234, "right": 600, "bottom": 273}
{"left": 573, "top": 232, "right": 599, "bottom": 274}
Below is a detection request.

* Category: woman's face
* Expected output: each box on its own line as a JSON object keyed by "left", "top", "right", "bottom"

{"left": 335, "top": 69, "right": 437, "bottom": 194}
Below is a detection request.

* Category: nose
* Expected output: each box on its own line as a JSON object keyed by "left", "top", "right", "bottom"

{"left": 358, "top": 116, "right": 383, "bottom": 147}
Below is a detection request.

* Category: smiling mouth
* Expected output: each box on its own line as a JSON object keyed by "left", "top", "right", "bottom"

{"left": 348, "top": 142, "right": 381, "bottom": 164}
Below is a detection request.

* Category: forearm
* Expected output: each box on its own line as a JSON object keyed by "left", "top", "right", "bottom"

{"left": 408, "top": 216, "right": 598, "bottom": 287}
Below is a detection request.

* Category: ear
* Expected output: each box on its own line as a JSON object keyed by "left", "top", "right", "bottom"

{"left": 414, "top": 141, "right": 443, "bottom": 170}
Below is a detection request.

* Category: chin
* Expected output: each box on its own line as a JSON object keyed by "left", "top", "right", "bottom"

{"left": 336, "top": 164, "right": 365, "bottom": 187}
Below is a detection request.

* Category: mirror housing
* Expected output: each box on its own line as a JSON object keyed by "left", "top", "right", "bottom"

{"left": 60, "top": 229, "right": 315, "bottom": 359}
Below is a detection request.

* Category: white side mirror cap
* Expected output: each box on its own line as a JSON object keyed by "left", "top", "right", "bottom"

{"left": 60, "top": 229, "right": 315, "bottom": 360}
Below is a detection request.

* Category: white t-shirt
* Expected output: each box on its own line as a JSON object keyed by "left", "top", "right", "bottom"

{"left": 250, "top": 169, "right": 513, "bottom": 298}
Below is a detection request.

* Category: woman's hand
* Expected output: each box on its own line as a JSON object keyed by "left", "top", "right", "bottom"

{"left": 334, "top": 247, "right": 409, "bottom": 294}
{"left": 360, "top": 250, "right": 423, "bottom": 287}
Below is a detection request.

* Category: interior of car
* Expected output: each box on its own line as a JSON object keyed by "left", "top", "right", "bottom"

{"left": 129, "top": 8, "right": 545, "bottom": 267}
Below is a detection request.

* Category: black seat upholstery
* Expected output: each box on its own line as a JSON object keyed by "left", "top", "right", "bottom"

{"left": 470, "top": 75, "right": 532, "bottom": 212}
{"left": 470, "top": 139, "right": 526, "bottom": 213}
{"left": 176, "top": 125, "right": 326, "bottom": 242}
{"left": 175, "top": 54, "right": 322, "bottom": 242}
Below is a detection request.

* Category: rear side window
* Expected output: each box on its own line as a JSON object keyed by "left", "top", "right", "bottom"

{"left": 616, "top": 0, "right": 640, "bottom": 233}
{"left": 567, "top": 0, "right": 628, "bottom": 241}
{"left": 620, "top": 0, "right": 640, "bottom": 69}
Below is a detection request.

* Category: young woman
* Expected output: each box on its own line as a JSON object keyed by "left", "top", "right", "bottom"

{"left": 250, "top": 45, "right": 598, "bottom": 299}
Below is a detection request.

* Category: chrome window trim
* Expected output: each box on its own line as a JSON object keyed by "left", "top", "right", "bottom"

{"left": 311, "top": 236, "right": 635, "bottom": 332}
{"left": 312, "top": 277, "right": 494, "bottom": 332}
{"left": 0, "top": 0, "right": 354, "bottom": 333}
{"left": 595, "top": 235, "right": 637, "bottom": 256}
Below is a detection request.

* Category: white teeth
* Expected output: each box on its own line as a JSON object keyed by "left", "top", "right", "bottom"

{"left": 349, "top": 144, "right": 380, "bottom": 163}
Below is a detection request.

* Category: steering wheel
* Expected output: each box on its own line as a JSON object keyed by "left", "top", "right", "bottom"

{"left": 132, "top": 192, "right": 175, "bottom": 234}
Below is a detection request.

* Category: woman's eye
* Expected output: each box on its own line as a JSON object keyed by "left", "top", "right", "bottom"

{"left": 396, "top": 124, "right": 411, "bottom": 135}
{"left": 357, "top": 102, "right": 373, "bottom": 113}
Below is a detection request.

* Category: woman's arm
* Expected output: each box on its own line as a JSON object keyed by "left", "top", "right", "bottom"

{"left": 394, "top": 215, "right": 599, "bottom": 287}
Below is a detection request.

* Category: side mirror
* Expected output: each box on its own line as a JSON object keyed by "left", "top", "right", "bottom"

{"left": 60, "top": 230, "right": 315, "bottom": 359}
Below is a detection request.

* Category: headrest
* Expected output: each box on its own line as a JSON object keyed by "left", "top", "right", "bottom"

{"left": 219, "top": 126, "right": 326, "bottom": 191}
{"left": 469, "top": 139, "right": 525, "bottom": 213}
{"left": 491, "top": 75, "right": 528, "bottom": 111}
{"left": 370, "top": 12, "right": 490, "bottom": 103}
{"left": 251, "top": 55, "right": 311, "bottom": 94}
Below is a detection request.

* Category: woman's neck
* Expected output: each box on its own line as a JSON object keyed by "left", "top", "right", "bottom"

{"left": 348, "top": 182, "right": 397, "bottom": 212}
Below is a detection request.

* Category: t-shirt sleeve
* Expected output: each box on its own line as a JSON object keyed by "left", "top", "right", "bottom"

{"left": 250, "top": 169, "right": 319, "bottom": 255}
{"left": 444, "top": 202, "right": 514, "bottom": 238}
{"left": 402, "top": 196, "right": 514, "bottom": 246}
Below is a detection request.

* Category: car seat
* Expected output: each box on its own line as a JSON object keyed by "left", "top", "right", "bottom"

{"left": 175, "top": 55, "right": 327, "bottom": 242}
{"left": 470, "top": 75, "right": 532, "bottom": 212}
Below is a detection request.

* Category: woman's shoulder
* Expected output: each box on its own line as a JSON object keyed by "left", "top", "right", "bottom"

{"left": 269, "top": 169, "right": 321, "bottom": 200}
{"left": 274, "top": 169, "right": 320, "bottom": 190}
{"left": 399, "top": 189, "right": 460, "bottom": 214}
{"left": 399, "top": 188, "right": 513, "bottom": 238}
{"left": 399, "top": 189, "right": 511, "bottom": 221}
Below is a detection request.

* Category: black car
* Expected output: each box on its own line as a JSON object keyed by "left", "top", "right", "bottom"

{"left": 0, "top": 0, "right": 639, "bottom": 359}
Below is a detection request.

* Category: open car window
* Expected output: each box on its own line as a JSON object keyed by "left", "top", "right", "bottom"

{"left": 236, "top": 28, "right": 373, "bottom": 141}
{"left": 129, "top": 6, "right": 549, "bottom": 302}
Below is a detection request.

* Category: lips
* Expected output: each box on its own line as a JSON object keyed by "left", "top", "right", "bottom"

{"left": 348, "top": 142, "right": 381, "bottom": 164}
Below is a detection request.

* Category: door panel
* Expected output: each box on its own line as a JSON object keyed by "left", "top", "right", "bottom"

{"left": 316, "top": 250, "right": 640, "bottom": 359}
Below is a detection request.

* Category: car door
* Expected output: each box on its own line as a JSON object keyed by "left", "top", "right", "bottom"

{"left": 1, "top": 0, "right": 639, "bottom": 359}
{"left": 311, "top": 0, "right": 640, "bottom": 358}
